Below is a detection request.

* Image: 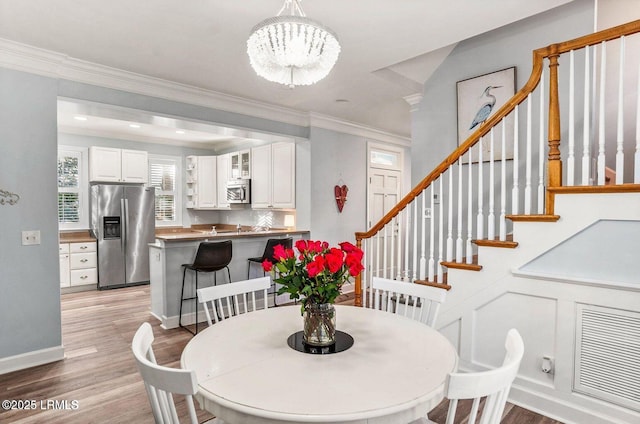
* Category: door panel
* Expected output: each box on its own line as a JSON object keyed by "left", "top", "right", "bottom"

{"left": 368, "top": 169, "right": 401, "bottom": 278}
{"left": 124, "top": 186, "right": 155, "bottom": 284}
{"left": 92, "top": 184, "right": 126, "bottom": 287}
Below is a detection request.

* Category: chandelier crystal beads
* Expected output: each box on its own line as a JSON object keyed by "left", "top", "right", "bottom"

{"left": 247, "top": 0, "right": 340, "bottom": 88}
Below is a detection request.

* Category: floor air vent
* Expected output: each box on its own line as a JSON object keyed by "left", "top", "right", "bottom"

{"left": 575, "top": 304, "right": 640, "bottom": 411}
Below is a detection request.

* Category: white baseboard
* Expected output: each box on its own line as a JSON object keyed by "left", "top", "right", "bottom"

{"left": 509, "top": 383, "right": 640, "bottom": 424}
{"left": 0, "top": 345, "right": 65, "bottom": 375}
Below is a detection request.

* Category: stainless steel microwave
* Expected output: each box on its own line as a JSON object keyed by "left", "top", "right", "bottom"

{"left": 227, "top": 179, "right": 250, "bottom": 204}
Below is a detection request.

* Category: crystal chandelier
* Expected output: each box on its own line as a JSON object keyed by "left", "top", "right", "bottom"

{"left": 247, "top": 0, "right": 341, "bottom": 88}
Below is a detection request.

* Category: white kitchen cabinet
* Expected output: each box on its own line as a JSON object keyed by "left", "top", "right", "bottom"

{"left": 59, "top": 241, "right": 97, "bottom": 288}
{"left": 186, "top": 155, "right": 217, "bottom": 209}
{"left": 121, "top": 149, "right": 149, "bottom": 183}
{"left": 89, "top": 146, "right": 148, "bottom": 183}
{"left": 59, "top": 244, "right": 70, "bottom": 288}
{"left": 230, "top": 150, "right": 251, "bottom": 180}
{"left": 251, "top": 142, "right": 295, "bottom": 209}
{"left": 217, "top": 153, "right": 231, "bottom": 209}
{"left": 250, "top": 144, "right": 271, "bottom": 208}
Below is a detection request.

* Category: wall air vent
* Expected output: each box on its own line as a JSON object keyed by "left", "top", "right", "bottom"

{"left": 574, "top": 304, "right": 640, "bottom": 412}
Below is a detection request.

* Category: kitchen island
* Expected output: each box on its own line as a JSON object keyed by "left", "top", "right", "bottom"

{"left": 149, "top": 226, "right": 309, "bottom": 329}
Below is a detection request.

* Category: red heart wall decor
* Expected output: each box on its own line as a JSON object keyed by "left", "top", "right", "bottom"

{"left": 334, "top": 184, "right": 348, "bottom": 213}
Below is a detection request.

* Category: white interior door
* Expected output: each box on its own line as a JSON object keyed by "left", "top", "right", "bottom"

{"left": 368, "top": 168, "right": 401, "bottom": 278}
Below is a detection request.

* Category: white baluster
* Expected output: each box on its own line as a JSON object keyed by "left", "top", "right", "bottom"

{"left": 396, "top": 214, "right": 402, "bottom": 281}
{"left": 616, "top": 36, "right": 625, "bottom": 184}
{"left": 488, "top": 128, "right": 495, "bottom": 240}
{"left": 407, "top": 203, "right": 413, "bottom": 280}
{"left": 456, "top": 159, "right": 463, "bottom": 263}
{"left": 447, "top": 169, "right": 453, "bottom": 262}
{"left": 636, "top": 61, "right": 640, "bottom": 183}
{"left": 420, "top": 191, "right": 426, "bottom": 280}
{"left": 568, "top": 49, "right": 575, "bottom": 186}
{"left": 362, "top": 240, "right": 368, "bottom": 306}
{"left": 477, "top": 138, "right": 484, "bottom": 239}
{"left": 438, "top": 177, "right": 444, "bottom": 283}
{"left": 512, "top": 105, "right": 520, "bottom": 214}
{"left": 582, "top": 45, "right": 592, "bottom": 185}
{"left": 525, "top": 94, "right": 533, "bottom": 214}
{"left": 500, "top": 119, "right": 507, "bottom": 241}
{"left": 428, "top": 184, "right": 435, "bottom": 281}
{"left": 466, "top": 149, "right": 473, "bottom": 264}
{"left": 538, "top": 67, "right": 545, "bottom": 214}
{"left": 383, "top": 225, "right": 388, "bottom": 279}
{"left": 598, "top": 41, "right": 607, "bottom": 185}
{"left": 374, "top": 232, "right": 380, "bottom": 306}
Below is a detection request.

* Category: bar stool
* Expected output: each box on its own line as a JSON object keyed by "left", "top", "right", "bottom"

{"left": 179, "top": 240, "right": 232, "bottom": 335}
{"left": 247, "top": 238, "right": 292, "bottom": 306}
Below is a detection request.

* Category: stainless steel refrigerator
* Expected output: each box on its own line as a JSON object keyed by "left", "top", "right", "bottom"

{"left": 90, "top": 184, "right": 156, "bottom": 289}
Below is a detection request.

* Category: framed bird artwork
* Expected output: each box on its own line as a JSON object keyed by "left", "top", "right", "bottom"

{"left": 456, "top": 67, "right": 516, "bottom": 162}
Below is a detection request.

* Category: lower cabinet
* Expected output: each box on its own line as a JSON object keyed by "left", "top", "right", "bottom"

{"left": 60, "top": 241, "right": 97, "bottom": 288}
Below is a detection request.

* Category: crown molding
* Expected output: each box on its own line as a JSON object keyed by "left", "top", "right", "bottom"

{"left": 403, "top": 93, "right": 424, "bottom": 112}
{"left": 0, "top": 37, "right": 410, "bottom": 145}
{"left": 308, "top": 112, "right": 411, "bottom": 147}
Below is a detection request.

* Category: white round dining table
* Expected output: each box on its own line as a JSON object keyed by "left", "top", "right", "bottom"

{"left": 180, "top": 304, "right": 458, "bottom": 424}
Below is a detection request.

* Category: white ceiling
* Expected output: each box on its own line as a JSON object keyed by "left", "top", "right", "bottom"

{"left": 0, "top": 0, "right": 573, "bottom": 142}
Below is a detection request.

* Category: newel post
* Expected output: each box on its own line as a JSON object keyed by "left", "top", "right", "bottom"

{"left": 547, "top": 53, "right": 562, "bottom": 214}
{"left": 354, "top": 237, "right": 363, "bottom": 307}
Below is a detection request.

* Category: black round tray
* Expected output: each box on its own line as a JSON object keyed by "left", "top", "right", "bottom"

{"left": 287, "top": 330, "right": 354, "bottom": 354}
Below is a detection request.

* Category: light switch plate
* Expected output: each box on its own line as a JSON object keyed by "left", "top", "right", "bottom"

{"left": 22, "top": 230, "right": 41, "bottom": 245}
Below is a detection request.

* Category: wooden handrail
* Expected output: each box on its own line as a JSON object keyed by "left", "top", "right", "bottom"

{"left": 355, "top": 51, "right": 545, "bottom": 242}
{"left": 353, "top": 19, "right": 640, "bottom": 306}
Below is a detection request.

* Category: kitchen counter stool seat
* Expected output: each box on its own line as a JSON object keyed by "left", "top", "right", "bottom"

{"left": 179, "top": 240, "right": 232, "bottom": 335}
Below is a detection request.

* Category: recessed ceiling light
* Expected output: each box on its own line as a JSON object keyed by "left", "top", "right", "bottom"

{"left": 129, "top": 124, "right": 141, "bottom": 129}
{"left": 176, "top": 130, "right": 185, "bottom": 134}
{"left": 74, "top": 116, "right": 88, "bottom": 121}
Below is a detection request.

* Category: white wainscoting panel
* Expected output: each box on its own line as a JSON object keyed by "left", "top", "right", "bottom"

{"left": 472, "top": 292, "right": 557, "bottom": 384}
{"left": 439, "top": 318, "right": 462, "bottom": 354}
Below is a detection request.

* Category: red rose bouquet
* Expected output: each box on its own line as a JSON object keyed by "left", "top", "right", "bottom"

{"left": 262, "top": 239, "right": 364, "bottom": 312}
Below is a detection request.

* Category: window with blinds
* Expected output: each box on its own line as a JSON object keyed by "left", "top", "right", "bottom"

{"left": 58, "top": 149, "right": 84, "bottom": 227}
{"left": 149, "top": 156, "right": 182, "bottom": 226}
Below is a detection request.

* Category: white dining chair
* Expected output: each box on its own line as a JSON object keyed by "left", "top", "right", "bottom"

{"left": 197, "top": 276, "right": 271, "bottom": 325}
{"left": 414, "top": 329, "right": 525, "bottom": 424}
{"left": 131, "top": 322, "right": 222, "bottom": 424}
{"left": 370, "top": 276, "right": 447, "bottom": 327}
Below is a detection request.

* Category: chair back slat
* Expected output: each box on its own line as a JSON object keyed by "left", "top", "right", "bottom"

{"left": 197, "top": 277, "right": 271, "bottom": 326}
{"left": 370, "top": 277, "right": 447, "bottom": 327}
{"left": 444, "top": 329, "right": 525, "bottom": 424}
{"left": 131, "top": 323, "right": 200, "bottom": 424}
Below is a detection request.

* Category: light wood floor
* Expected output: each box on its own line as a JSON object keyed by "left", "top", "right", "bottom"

{"left": 0, "top": 286, "right": 563, "bottom": 424}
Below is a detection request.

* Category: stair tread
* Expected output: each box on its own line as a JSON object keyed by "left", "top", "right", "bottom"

{"left": 473, "top": 237, "right": 519, "bottom": 248}
{"left": 441, "top": 260, "right": 483, "bottom": 271}
{"left": 506, "top": 214, "right": 560, "bottom": 222}
{"left": 414, "top": 280, "right": 452, "bottom": 291}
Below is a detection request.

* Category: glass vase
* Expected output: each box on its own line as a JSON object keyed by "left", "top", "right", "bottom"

{"left": 303, "top": 303, "right": 336, "bottom": 346}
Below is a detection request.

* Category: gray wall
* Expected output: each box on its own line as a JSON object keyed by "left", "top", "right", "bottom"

{"left": 308, "top": 127, "right": 368, "bottom": 246}
{"left": 0, "top": 68, "right": 61, "bottom": 358}
{"left": 412, "top": 0, "right": 595, "bottom": 186}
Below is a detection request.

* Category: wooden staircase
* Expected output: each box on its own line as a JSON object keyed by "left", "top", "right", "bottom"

{"left": 355, "top": 20, "right": 640, "bottom": 307}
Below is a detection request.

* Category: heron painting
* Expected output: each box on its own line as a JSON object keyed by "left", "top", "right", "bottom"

{"left": 457, "top": 67, "right": 515, "bottom": 161}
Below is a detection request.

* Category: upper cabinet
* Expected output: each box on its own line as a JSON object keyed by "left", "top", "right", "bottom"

{"left": 216, "top": 154, "right": 231, "bottom": 209}
{"left": 251, "top": 142, "right": 295, "bottom": 209}
{"left": 89, "top": 146, "right": 148, "bottom": 183}
{"left": 192, "top": 155, "right": 218, "bottom": 209}
{"left": 230, "top": 150, "right": 251, "bottom": 180}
